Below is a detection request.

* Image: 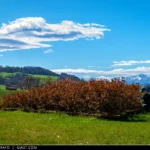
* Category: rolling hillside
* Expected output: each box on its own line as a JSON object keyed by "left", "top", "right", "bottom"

{"left": 0, "top": 66, "right": 81, "bottom": 87}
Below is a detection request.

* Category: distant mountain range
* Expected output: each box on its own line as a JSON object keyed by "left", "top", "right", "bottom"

{"left": 97, "top": 74, "right": 150, "bottom": 86}
{"left": 124, "top": 74, "right": 150, "bottom": 85}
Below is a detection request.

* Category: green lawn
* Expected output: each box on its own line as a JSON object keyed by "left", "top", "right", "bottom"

{"left": 0, "top": 110, "right": 150, "bottom": 145}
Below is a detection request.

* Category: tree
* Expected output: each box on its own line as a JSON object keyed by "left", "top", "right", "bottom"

{"left": 20, "top": 76, "right": 40, "bottom": 89}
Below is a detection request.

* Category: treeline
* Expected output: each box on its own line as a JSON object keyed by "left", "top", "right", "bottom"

{"left": 0, "top": 66, "right": 59, "bottom": 76}
{"left": 59, "top": 73, "right": 80, "bottom": 81}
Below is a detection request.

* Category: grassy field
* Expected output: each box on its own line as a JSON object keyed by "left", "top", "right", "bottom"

{"left": 30, "top": 74, "right": 58, "bottom": 81}
{"left": 0, "top": 84, "right": 5, "bottom": 90}
{"left": 0, "top": 72, "right": 19, "bottom": 77}
{"left": 0, "top": 84, "right": 16, "bottom": 98}
{"left": 0, "top": 110, "right": 150, "bottom": 145}
{"left": 0, "top": 72, "right": 54, "bottom": 78}
{"left": 0, "top": 85, "right": 12, "bottom": 98}
{"left": 0, "top": 72, "right": 58, "bottom": 80}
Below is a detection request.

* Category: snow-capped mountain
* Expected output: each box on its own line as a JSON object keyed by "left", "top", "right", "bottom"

{"left": 124, "top": 74, "right": 150, "bottom": 85}
{"left": 96, "top": 74, "right": 150, "bottom": 85}
{"left": 96, "top": 76, "right": 113, "bottom": 81}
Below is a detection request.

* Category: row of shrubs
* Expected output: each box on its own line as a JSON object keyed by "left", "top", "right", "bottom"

{"left": 0, "top": 79, "right": 143, "bottom": 117}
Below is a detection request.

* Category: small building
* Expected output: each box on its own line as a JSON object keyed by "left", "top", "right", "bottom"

{"left": 5, "top": 85, "right": 18, "bottom": 90}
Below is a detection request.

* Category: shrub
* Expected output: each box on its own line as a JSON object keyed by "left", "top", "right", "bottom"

{"left": 1, "top": 79, "right": 142, "bottom": 117}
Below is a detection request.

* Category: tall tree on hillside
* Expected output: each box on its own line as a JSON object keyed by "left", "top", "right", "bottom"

{"left": 20, "top": 76, "right": 41, "bottom": 89}
{"left": 39, "top": 77, "right": 54, "bottom": 86}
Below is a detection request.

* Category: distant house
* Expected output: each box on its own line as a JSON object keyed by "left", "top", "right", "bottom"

{"left": 5, "top": 85, "right": 18, "bottom": 90}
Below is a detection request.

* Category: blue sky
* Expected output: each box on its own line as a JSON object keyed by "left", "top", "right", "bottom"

{"left": 0, "top": 0, "right": 150, "bottom": 80}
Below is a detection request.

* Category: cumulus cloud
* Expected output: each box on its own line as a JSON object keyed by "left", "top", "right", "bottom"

{"left": 0, "top": 38, "right": 49, "bottom": 52}
{"left": 112, "top": 60, "right": 150, "bottom": 67}
{"left": 51, "top": 68, "right": 102, "bottom": 74}
{"left": 44, "top": 49, "right": 54, "bottom": 54}
{"left": 0, "top": 17, "right": 110, "bottom": 52}
{"left": 51, "top": 67, "right": 150, "bottom": 76}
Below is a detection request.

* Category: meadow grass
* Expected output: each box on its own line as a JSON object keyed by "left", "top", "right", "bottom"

{"left": 30, "top": 74, "right": 58, "bottom": 81}
{"left": 0, "top": 85, "right": 5, "bottom": 90}
{"left": 0, "top": 84, "right": 16, "bottom": 98}
{"left": 0, "top": 110, "right": 150, "bottom": 145}
{"left": 0, "top": 72, "right": 18, "bottom": 77}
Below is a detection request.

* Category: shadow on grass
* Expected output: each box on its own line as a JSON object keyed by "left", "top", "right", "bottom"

{"left": 1, "top": 106, "right": 150, "bottom": 123}
{"left": 61, "top": 110, "right": 150, "bottom": 122}
{"left": 98, "top": 110, "right": 150, "bottom": 122}
{"left": 111, "top": 115, "right": 148, "bottom": 122}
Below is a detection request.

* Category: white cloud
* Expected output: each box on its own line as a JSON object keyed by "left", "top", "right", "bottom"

{"left": 44, "top": 49, "right": 54, "bottom": 54}
{"left": 0, "top": 39, "right": 50, "bottom": 52}
{"left": 51, "top": 68, "right": 102, "bottom": 74}
{"left": 51, "top": 67, "right": 150, "bottom": 76}
{"left": 0, "top": 17, "right": 110, "bottom": 52}
{"left": 112, "top": 60, "right": 150, "bottom": 67}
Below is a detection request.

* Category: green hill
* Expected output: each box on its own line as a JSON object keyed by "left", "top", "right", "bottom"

{"left": 0, "top": 66, "right": 81, "bottom": 86}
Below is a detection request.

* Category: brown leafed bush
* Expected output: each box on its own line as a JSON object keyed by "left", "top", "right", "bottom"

{"left": 1, "top": 79, "right": 142, "bottom": 116}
